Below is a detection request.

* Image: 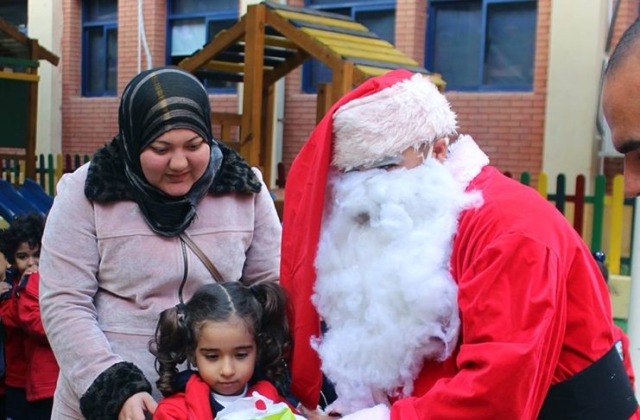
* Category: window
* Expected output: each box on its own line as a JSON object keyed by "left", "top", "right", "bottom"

{"left": 167, "top": 0, "right": 238, "bottom": 91}
{"left": 303, "top": 1, "right": 396, "bottom": 94}
{"left": 426, "top": 0, "right": 537, "bottom": 92}
{"left": 82, "top": 0, "right": 117, "bottom": 97}
{"left": 0, "top": 0, "right": 28, "bottom": 34}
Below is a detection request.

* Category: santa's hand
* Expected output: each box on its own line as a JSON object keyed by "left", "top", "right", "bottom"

{"left": 304, "top": 413, "right": 340, "bottom": 420}
{"left": 298, "top": 404, "right": 341, "bottom": 419}
{"left": 340, "top": 404, "right": 390, "bottom": 420}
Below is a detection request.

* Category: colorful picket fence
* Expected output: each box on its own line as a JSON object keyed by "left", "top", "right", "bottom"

{"left": 1, "top": 153, "right": 90, "bottom": 196}
{"left": 517, "top": 172, "right": 634, "bottom": 276}
{"left": 0, "top": 154, "right": 633, "bottom": 273}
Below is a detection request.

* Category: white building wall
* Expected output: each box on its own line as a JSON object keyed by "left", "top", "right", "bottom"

{"left": 28, "top": 0, "right": 62, "bottom": 155}
{"left": 543, "top": 0, "right": 609, "bottom": 193}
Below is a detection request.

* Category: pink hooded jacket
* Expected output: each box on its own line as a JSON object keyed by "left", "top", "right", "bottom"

{"left": 39, "top": 163, "right": 281, "bottom": 418}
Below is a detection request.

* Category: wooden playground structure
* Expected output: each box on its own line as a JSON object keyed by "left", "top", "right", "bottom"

{"left": 178, "top": 1, "right": 443, "bottom": 188}
{"left": 0, "top": 16, "right": 59, "bottom": 181}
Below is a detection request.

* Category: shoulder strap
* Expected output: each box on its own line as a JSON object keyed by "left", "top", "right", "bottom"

{"left": 179, "top": 232, "right": 224, "bottom": 283}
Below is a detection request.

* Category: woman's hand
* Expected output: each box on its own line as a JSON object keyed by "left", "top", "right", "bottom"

{"left": 118, "top": 392, "right": 157, "bottom": 420}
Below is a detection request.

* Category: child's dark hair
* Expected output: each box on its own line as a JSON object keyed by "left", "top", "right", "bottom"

{"left": 593, "top": 250, "right": 609, "bottom": 283}
{"left": 0, "top": 213, "right": 45, "bottom": 264}
{"left": 149, "top": 281, "right": 291, "bottom": 397}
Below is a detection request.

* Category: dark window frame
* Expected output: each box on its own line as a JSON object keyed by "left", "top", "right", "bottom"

{"left": 166, "top": 1, "right": 239, "bottom": 93}
{"left": 425, "top": 0, "right": 537, "bottom": 92}
{"left": 81, "top": 0, "right": 118, "bottom": 97}
{"left": 303, "top": 0, "right": 396, "bottom": 94}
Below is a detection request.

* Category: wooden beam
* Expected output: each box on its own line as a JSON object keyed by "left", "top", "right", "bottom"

{"left": 179, "top": 16, "right": 247, "bottom": 73}
{"left": 0, "top": 17, "right": 59, "bottom": 66}
{"left": 264, "top": 35, "right": 297, "bottom": 49}
{"left": 240, "top": 4, "right": 267, "bottom": 167}
{"left": 212, "top": 112, "right": 242, "bottom": 151}
{"left": 212, "top": 112, "right": 242, "bottom": 126}
{"left": 0, "top": 71, "right": 39, "bottom": 82}
{"left": 201, "top": 60, "right": 247, "bottom": 73}
{"left": 264, "top": 49, "right": 310, "bottom": 86}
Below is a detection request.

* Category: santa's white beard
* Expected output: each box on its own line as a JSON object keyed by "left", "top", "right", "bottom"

{"left": 313, "top": 158, "right": 481, "bottom": 415}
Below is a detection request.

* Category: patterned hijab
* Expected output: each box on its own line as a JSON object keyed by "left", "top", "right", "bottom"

{"left": 118, "top": 66, "right": 223, "bottom": 237}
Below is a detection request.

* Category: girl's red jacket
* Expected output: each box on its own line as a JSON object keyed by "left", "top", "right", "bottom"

{"left": 154, "top": 373, "right": 297, "bottom": 420}
{"left": 16, "top": 272, "right": 60, "bottom": 401}
{"left": 0, "top": 272, "right": 27, "bottom": 389}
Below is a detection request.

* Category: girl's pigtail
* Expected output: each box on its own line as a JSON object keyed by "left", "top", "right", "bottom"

{"left": 149, "top": 304, "right": 189, "bottom": 396}
{"left": 251, "top": 282, "right": 292, "bottom": 396}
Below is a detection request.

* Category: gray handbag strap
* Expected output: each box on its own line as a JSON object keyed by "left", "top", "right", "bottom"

{"left": 179, "top": 232, "right": 223, "bottom": 283}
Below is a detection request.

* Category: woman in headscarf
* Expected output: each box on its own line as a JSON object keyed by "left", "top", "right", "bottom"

{"left": 39, "top": 67, "right": 282, "bottom": 420}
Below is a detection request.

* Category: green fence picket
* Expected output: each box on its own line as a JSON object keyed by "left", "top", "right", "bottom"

{"left": 47, "top": 154, "right": 55, "bottom": 196}
{"left": 555, "top": 174, "right": 566, "bottom": 215}
{"left": 591, "top": 175, "right": 606, "bottom": 252}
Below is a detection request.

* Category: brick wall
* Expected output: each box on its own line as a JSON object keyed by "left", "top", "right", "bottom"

{"left": 60, "top": 0, "right": 635, "bottom": 180}
{"left": 440, "top": 0, "right": 550, "bottom": 178}
{"left": 280, "top": 0, "right": 550, "bottom": 179}
{"left": 61, "top": 0, "right": 238, "bottom": 157}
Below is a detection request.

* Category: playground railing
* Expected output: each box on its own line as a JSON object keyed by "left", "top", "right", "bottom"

{"left": 0, "top": 156, "right": 634, "bottom": 274}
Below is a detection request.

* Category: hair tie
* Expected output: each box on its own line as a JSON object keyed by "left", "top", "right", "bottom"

{"left": 249, "top": 285, "right": 259, "bottom": 299}
{"left": 176, "top": 303, "right": 187, "bottom": 322}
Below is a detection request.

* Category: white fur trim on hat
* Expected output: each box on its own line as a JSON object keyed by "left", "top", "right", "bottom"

{"left": 332, "top": 73, "right": 457, "bottom": 171}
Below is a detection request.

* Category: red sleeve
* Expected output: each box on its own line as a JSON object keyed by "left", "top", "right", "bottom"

{"left": 390, "top": 235, "right": 566, "bottom": 419}
{"left": 153, "top": 397, "right": 188, "bottom": 420}
{"left": 17, "top": 272, "right": 47, "bottom": 342}
{"left": 0, "top": 285, "right": 20, "bottom": 329}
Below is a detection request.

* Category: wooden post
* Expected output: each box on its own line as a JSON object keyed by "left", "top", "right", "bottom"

{"left": 331, "top": 60, "right": 354, "bottom": 108}
{"left": 240, "top": 4, "right": 267, "bottom": 168}
{"left": 261, "top": 82, "right": 275, "bottom": 187}
{"left": 316, "top": 82, "right": 332, "bottom": 124}
{"left": 25, "top": 39, "right": 39, "bottom": 181}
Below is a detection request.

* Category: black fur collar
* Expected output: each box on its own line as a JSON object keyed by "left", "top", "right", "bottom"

{"left": 84, "top": 138, "right": 262, "bottom": 202}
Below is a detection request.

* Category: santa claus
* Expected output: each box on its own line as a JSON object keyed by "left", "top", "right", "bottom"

{"left": 280, "top": 70, "right": 637, "bottom": 419}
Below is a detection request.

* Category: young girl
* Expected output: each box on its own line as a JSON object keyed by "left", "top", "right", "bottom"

{"left": 150, "top": 281, "right": 299, "bottom": 419}
{"left": 0, "top": 212, "right": 45, "bottom": 420}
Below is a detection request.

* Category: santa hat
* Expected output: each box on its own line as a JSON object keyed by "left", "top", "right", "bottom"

{"left": 280, "top": 70, "right": 454, "bottom": 409}
{"left": 332, "top": 73, "right": 457, "bottom": 171}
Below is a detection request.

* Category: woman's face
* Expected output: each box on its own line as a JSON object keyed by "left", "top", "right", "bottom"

{"left": 139, "top": 128, "right": 211, "bottom": 197}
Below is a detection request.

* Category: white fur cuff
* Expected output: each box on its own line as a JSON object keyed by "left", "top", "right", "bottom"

{"left": 340, "top": 404, "right": 391, "bottom": 420}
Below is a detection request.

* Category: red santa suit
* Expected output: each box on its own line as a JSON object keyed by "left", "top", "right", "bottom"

{"left": 614, "top": 324, "right": 636, "bottom": 390}
{"left": 280, "top": 70, "right": 638, "bottom": 419}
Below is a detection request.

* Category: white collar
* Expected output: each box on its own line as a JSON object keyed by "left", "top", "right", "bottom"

{"left": 212, "top": 384, "right": 248, "bottom": 407}
{"left": 444, "top": 134, "right": 490, "bottom": 188}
